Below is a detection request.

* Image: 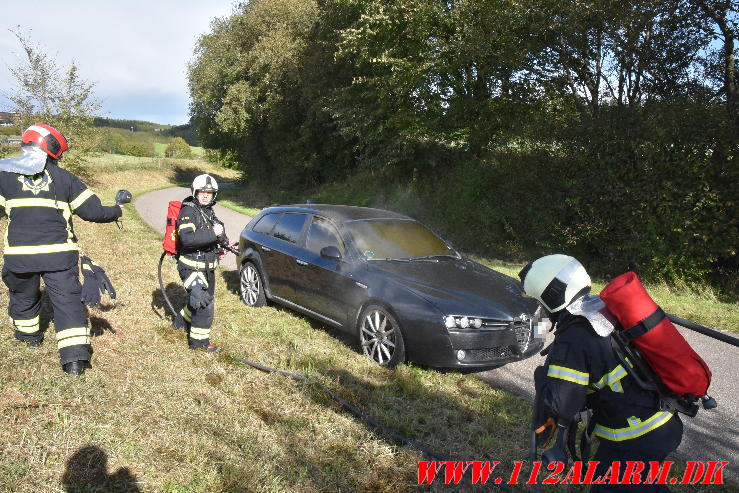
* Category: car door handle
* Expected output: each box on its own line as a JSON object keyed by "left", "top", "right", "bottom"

{"left": 261, "top": 246, "right": 271, "bottom": 252}
{"left": 295, "top": 259, "right": 308, "bottom": 266}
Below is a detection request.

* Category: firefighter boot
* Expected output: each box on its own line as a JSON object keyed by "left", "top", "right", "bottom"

{"left": 62, "top": 360, "right": 88, "bottom": 376}
{"left": 190, "top": 344, "right": 222, "bottom": 353}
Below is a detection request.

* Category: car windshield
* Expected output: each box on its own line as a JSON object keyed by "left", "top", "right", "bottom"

{"left": 345, "top": 218, "right": 456, "bottom": 260}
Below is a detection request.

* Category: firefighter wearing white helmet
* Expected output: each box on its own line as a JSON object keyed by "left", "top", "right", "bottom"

{"left": 520, "top": 255, "right": 683, "bottom": 492}
{"left": 519, "top": 254, "right": 592, "bottom": 314}
{"left": 172, "top": 174, "right": 226, "bottom": 352}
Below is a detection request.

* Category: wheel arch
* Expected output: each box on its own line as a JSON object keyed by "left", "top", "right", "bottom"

{"left": 240, "top": 248, "right": 272, "bottom": 298}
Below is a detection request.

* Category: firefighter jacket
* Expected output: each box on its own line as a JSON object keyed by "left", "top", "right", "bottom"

{"left": 534, "top": 310, "right": 675, "bottom": 442}
{"left": 0, "top": 163, "right": 121, "bottom": 273}
{"left": 176, "top": 196, "right": 224, "bottom": 270}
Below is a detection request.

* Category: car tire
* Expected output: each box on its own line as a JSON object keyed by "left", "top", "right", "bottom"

{"left": 358, "top": 304, "right": 405, "bottom": 368}
{"left": 240, "top": 261, "right": 267, "bottom": 307}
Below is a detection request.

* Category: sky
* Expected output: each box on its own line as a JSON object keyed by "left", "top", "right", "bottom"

{"left": 0, "top": 1, "right": 236, "bottom": 125}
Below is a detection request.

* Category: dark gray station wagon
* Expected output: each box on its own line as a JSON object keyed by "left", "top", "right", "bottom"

{"left": 237, "top": 205, "right": 544, "bottom": 369}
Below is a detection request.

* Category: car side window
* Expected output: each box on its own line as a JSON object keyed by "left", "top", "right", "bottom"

{"left": 272, "top": 213, "right": 308, "bottom": 244}
{"left": 305, "top": 216, "right": 344, "bottom": 254}
{"left": 252, "top": 213, "right": 281, "bottom": 235}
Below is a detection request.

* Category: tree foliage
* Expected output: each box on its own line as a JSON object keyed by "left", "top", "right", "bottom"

{"left": 4, "top": 28, "right": 101, "bottom": 175}
{"left": 165, "top": 137, "right": 192, "bottom": 159}
{"left": 188, "top": 0, "right": 738, "bottom": 286}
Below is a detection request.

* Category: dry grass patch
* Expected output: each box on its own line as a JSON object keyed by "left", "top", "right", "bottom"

{"left": 0, "top": 155, "right": 732, "bottom": 493}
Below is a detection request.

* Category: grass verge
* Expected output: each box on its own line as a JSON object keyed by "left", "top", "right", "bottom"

{"left": 1, "top": 155, "right": 733, "bottom": 492}
{"left": 472, "top": 257, "right": 739, "bottom": 335}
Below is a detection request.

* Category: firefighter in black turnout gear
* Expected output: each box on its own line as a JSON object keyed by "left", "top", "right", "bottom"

{"left": 521, "top": 255, "right": 683, "bottom": 492}
{"left": 172, "top": 174, "right": 225, "bottom": 352}
{"left": 0, "top": 124, "right": 124, "bottom": 376}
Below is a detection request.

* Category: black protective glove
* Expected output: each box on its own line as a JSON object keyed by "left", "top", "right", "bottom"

{"left": 79, "top": 256, "right": 116, "bottom": 306}
{"left": 80, "top": 257, "right": 102, "bottom": 307}
{"left": 115, "top": 189, "right": 132, "bottom": 205}
{"left": 91, "top": 262, "right": 116, "bottom": 299}
{"left": 189, "top": 285, "right": 213, "bottom": 309}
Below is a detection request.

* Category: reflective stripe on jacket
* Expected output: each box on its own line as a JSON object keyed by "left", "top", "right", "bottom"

{"left": 535, "top": 311, "right": 670, "bottom": 442}
{"left": 176, "top": 197, "right": 221, "bottom": 269}
{"left": 0, "top": 163, "right": 121, "bottom": 272}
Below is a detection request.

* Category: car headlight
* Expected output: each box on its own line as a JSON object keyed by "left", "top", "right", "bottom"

{"left": 443, "top": 315, "right": 486, "bottom": 329}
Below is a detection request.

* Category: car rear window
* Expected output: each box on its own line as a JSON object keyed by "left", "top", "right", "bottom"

{"left": 252, "top": 213, "right": 281, "bottom": 235}
{"left": 272, "top": 213, "right": 308, "bottom": 244}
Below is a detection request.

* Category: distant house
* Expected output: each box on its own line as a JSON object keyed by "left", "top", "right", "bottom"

{"left": 0, "top": 112, "right": 21, "bottom": 126}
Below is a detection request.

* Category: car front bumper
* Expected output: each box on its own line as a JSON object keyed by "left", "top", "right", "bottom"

{"left": 408, "top": 325, "right": 544, "bottom": 369}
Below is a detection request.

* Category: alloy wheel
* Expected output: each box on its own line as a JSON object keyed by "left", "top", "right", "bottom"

{"left": 360, "top": 308, "right": 398, "bottom": 365}
{"left": 241, "top": 264, "right": 261, "bottom": 306}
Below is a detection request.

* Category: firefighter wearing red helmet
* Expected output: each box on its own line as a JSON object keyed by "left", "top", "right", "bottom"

{"left": 171, "top": 174, "right": 226, "bottom": 352}
{"left": 0, "top": 124, "right": 124, "bottom": 375}
{"left": 521, "top": 255, "right": 683, "bottom": 492}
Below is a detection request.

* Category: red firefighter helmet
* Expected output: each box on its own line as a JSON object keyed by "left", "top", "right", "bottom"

{"left": 21, "top": 123, "right": 69, "bottom": 159}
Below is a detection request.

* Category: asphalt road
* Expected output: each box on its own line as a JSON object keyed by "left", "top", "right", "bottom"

{"left": 136, "top": 187, "right": 739, "bottom": 481}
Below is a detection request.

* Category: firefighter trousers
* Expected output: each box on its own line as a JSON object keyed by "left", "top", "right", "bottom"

{"left": 177, "top": 266, "right": 216, "bottom": 348}
{"left": 2, "top": 266, "right": 91, "bottom": 366}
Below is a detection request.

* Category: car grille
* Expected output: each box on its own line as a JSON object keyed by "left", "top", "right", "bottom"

{"left": 465, "top": 346, "right": 516, "bottom": 361}
{"left": 463, "top": 320, "right": 533, "bottom": 362}
{"left": 513, "top": 320, "right": 532, "bottom": 353}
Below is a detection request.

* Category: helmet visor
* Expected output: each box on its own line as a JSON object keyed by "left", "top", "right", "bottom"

{"left": 0, "top": 145, "right": 48, "bottom": 175}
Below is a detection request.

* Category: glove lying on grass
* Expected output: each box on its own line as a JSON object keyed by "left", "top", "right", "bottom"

{"left": 80, "top": 256, "right": 117, "bottom": 307}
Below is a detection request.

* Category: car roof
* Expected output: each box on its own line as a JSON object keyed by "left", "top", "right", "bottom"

{"left": 260, "top": 204, "right": 411, "bottom": 223}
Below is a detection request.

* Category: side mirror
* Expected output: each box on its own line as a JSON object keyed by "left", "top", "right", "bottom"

{"left": 320, "top": 245, "right": 342, "bottom": 260}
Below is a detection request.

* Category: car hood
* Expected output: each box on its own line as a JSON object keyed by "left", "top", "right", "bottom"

{"left": 367, "top": 258, "right": 537, "bottom": 319}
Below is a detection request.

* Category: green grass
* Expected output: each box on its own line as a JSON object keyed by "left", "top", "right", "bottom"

{"left": 0, "top": 155, "right": 734, "bottom": 492}
{"left": 0, "top": 155, "right": 532, "bottom": 492}
{"left": 152, "top": 142, "right": 203, "bottom": 159}
{"left": 217, "top": 198, "right": 262, "bottom": 217}
{"left": 472, "top": 256, "right": 739, "bottom": 334}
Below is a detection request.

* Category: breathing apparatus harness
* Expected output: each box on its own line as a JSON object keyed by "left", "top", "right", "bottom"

{"left": 529, "top": 309, "right": 735, "bottom": 492}
{"left": 157, "top": 198, "right": 237, "bottom": 318}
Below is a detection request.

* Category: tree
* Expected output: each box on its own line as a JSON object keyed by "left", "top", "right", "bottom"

{"left": 165, "top": 137, "right": 192, "bottom": 159}
{"left": 4, "top": 28, "right": 101, "bottom": 174}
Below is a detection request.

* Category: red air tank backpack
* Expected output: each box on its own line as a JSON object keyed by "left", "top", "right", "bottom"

{"left": 162, "top": 201, "right": 182, "bottom": 256}
{"left": 600, "top": 272, "right": 713, "bottom": 415}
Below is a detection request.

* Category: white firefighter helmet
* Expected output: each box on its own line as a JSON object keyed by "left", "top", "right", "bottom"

{"left": 191, "top": 174, "right": 218, "bottom": 201}
{"left": 518, "top": 254, "right": 591, "bottom": 313}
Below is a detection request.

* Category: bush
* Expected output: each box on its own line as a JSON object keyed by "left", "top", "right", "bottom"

{"left": 165, "top": 137, "right": 192, "bottom": 159}
{"left": 119, "top": 141, "right": 155, "bottom": 157}
{"left": 0, "top": 142, "right": 14, "bottom": 159}
{"left": 0, "top": 125, "right": 20, "bottom": 136}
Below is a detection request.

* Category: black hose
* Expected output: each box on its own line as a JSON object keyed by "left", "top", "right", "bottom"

{"left": 667, "top": 313, "right": 739, "bottom": 348}
{"left": 158, "top": 251, "right": 178, "bottom": 317}
{"left": 230, "top": 355, "right": 523, "bottom": 492}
